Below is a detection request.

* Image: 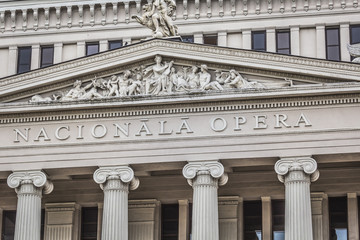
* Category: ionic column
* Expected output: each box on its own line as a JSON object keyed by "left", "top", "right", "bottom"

{"left": 183, "top": 161, "right": 228, "bottom": 240}
{"left": 275, "top": 156, "right": 319, "bottom": 240}
{"left": 93, "top": 166, "right": 139, "bottom": 240}
{"left": 7, "top": 171, "right": 53, "bottom": 240}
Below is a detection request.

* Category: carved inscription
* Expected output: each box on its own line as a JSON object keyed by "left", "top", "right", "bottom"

{"left": 13, "top": 113, "right": 311, "bottom": 143}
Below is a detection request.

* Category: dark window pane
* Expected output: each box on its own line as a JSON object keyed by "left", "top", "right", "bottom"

{"left": 272, "top": 199, "right": 285, "bottom": 240}
{"left": 41, "top": 46, "right": 54, "bottom": 68}
{"left": 326, "top": 28, "right": 340, "bottom": 46}
{"left": 182, "top": 35, "right": 194, "bottom": 43}
{"left": 277, "top": 31, "right": 290, "bottom": 55}
{"left": 109, "top": 41, "right": 123, "bottom": 50}
{"left": 81, "top": 207, "right": 98, "bottom": 240}
{"left": 329, "top": 197, "right": 348, "bottom": 240}
{"left": 86, "top": 43, "right": 99, "bottom": 56}
{"left": 326, "top": 28, "right": 340, "bottom": 61}
{"left": 161, "top": 204, "right": 179, "bottom": 240}
{"left": 244, "top": 201, "right": 262, "bottom": 240}
{"left": 327, "top": 46, "right": 340, "bottom": 61}
{"left": 252, "top": 31, "right": 266, "bottom": 51}
{"left": 2, "top": 210, "right": 16, "bottom": 240}
{"left": 203, "top": 35, "right": 217, "bottom": 45}
{"left": 17, "top": 47, "right": 32, "bottom": 74}
{"left": 351, "top": 25, "right": 360, "bottom": 44}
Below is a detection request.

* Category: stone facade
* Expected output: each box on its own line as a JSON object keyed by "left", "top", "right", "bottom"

{"left": 0, "top": 0, "right": 360, "bottom": 240}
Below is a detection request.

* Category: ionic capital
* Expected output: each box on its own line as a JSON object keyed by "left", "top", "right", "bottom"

{"left": 93, "top": 166, "right": 139, "bottom": 190}
{"left": 275, "top": 156, "right": 319, "bottom": 183}
{"left": 183, "top": 161, "right": 228, "bottom": 186}
{"left": 7, "top": 170, "right": 53, "bottom": 194}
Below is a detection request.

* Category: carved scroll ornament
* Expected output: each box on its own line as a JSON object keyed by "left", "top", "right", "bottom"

{"left": 7, "top": 171, "right": 54, "bottom": 194}
{"left": 275, "top": 156, "right": 320, "bottom": 183}
{"left": 93, "top": 166, "right": 140, "bottom": 190}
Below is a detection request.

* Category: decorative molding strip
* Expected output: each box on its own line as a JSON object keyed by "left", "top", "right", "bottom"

{"left": 0, "top": 92, "right": 360, "bottom": 124}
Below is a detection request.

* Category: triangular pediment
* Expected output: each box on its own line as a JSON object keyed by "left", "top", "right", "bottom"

{"left": 1, "top": 38, "right": 360, "bottom": 104}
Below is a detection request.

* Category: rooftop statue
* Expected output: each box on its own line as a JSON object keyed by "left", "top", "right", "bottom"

{"left": 132, "top": 0, "right": 178, "bottom": 38}
{"left": 347, "top": 43, "right": 360, "bottom": 63}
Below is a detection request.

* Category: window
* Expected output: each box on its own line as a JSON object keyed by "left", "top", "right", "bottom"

{"left": 203, "top": 35, "right": 217, "bottom": 45}
{"left": 252, "top": 31, "right": 266, "bottom": 52}
{"left": 161, "top": 204, "right": 179, "bottom": 240}
{"left": 40, "top": 46, "right": 54, "bottom": 68}
{"left": 81, "top": 207, "right": 98, "bottom": 240}
{"left": 244, "top": 201, "right": 262, "bottom": 240}
{"left": 276, "top": 30, "right": 291, "bottom": 55}
{"left": 272, "top": 200, "right": 285, "bottom": 240}
{"left": 86, "top": 43, "right": 99, "bottom": 56}
{"left": 326, "top": 27, "right": 341, "bottom": 61}
{"left": 2, "top": 210, "right": 45, "bottom": 240}
{"left": 109, "top": 40, "right": 123, "bottom": 50}
{"left": 2, "top": 210, "right": 16, "bottom": 240}
{"left": 329, "top": 197, "right": 348, "bottom": 240}
{"left": 350, "top": 25, "right": 360, "bottom": 60}
{"left": 17, "top": 47, "right": 32, "bottom": 74}
{"left": 182, "top": 35, "right": 194, "bottom": 43}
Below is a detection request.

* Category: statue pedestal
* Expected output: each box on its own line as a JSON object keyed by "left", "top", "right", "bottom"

{"left": 142, "top": 36, "right": 183, "bottom": 42}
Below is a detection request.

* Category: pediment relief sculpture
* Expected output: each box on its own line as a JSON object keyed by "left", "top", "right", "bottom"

{"left": 132, "top": 0, "right": 178, "bottom": 38}
{"left": 30, "top": 55, "right": 292, "bottom": 103}
{"left": 348, "top": 43, "right": 360, "bottom": 63}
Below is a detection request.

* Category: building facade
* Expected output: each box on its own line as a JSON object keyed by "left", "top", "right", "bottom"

{"left": 0, "top": 0, "right": 360, "bottom": 240}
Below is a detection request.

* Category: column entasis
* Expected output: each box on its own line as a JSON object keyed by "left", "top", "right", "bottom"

{"left": 275, "top": 156, "right": 320, "bottom": 240}
{"left": 93, "top": 166, "right": 139, "bottom": 240}
{"left": 183, "top": 161, "right": 228, "bottom": 240}
{"left": 7, "top": 171, "right": 53, "bottom": 240}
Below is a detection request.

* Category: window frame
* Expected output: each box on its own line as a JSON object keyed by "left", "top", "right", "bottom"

{"left": 325, "top": 27, "right": 341, "bottom": 61}
{"left": 86, "top": 42, "right": 100, "bottom": 56}
{"left": 251, "top": 30, "right": 267, "bottom": 52}
{"left": 81, "top": 207, "right": 98, "bottom": 240}
{"left": 203, "top": 34, "right": 218, "bottom": 46}
{"left": 108, "top": 40, "right": 123, "bottom": 50}
{"left": 276, "top": 30, "right": 291, "bottom": 55}
{"left": 350, "top": 25, "right": 360, "bottom": 61}
{"left": 17, "top": 46, "right": 32, "bottom": 74}
{"left": 182, "top": 35, "right": 194, "bottom": 43}
{"left": 40, "top": 45, "right": 54, "bottom": 68}
{"left": 161, "top": 204, "right": 179, "bottom": 240}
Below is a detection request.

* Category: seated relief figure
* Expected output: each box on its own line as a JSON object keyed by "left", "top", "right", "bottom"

{"left": 224, "top": 69, "right": 265, "bottom": 89}
{"left": 132, "top": 0, "right": 178, "bottom": 38}
{"left": 143, "top": 55, "right": 173, "bottom": 95}
{"left": 30, "top": 56, "right": 270, "bottom": 102}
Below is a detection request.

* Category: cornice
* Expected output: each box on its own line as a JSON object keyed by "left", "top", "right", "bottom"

{"left": 1, "top": 85, "right": 360, "bottom": 125}
{"left": 0, "top": 39, "right": 359, "bottom": 101}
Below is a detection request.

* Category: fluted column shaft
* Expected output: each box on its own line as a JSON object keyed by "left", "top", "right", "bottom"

{"left": 15, "top": 182, "right": 42, "bottom": 240}
{"left": 192, "top": 171, "right": 219, "bottom": 240}
{"left": 7, "top": 171, "right": 53, "bottom": 240}
{"left": 284, "top": 170, "right": 312, "bottom": 240}
{"left": 93, "top": 166, "right": 139, "bottom": 240}
{"left": 275, "top": 157, "right": 319, "bottom": 240}
{"left": 102, "top": 176, "right": 129, "bottom": 240}
{"left": 183, "top": 161, "right": 228, "bottom": 240}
